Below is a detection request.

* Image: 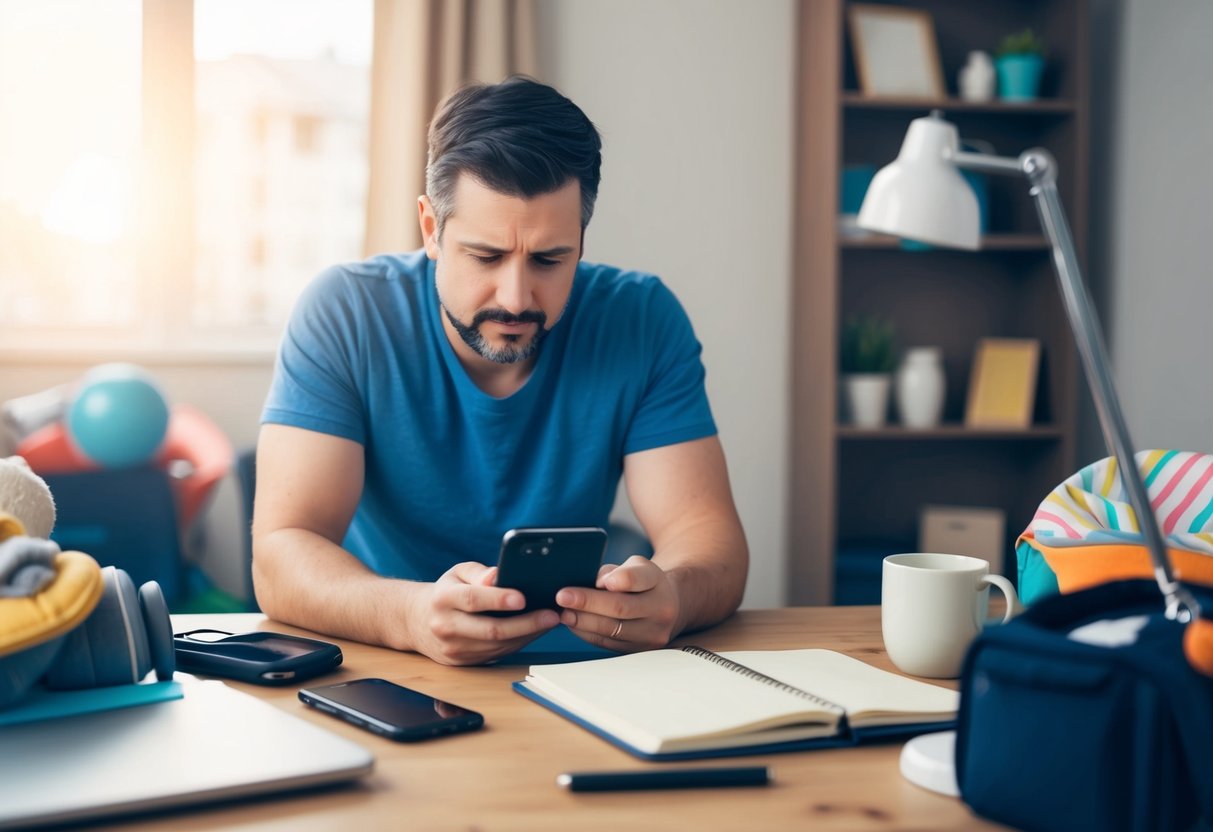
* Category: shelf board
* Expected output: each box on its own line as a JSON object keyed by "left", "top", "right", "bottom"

{"left": 837, "top": 424, "right": 1066, "bottom": 441}
{"left": 840, "top": 233, "right": 1050, "bottom": 251}
{"left": 842, "top": 94, "right": 1077, "bottom": 115}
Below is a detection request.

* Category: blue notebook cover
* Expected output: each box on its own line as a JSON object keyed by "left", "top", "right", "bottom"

{"left": 0, "top": 681, "right": 183, "bottom": 728}
{"left": 513, "top": 679, "right": 955, "bottom": 761}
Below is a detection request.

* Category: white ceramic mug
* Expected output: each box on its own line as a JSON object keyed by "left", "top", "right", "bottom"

{"left": 881, "top": 553, "right": 1022, "bottom": 679}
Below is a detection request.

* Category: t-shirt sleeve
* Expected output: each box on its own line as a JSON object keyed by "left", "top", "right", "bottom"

{"left": 623, "top": 281, "right": 717, "bottom": 455}
{"left": 261, "top": 267, "right": 367, "bottom": 445}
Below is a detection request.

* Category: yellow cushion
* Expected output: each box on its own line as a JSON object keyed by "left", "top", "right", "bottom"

{"left": 0, "top": 550, "right": 104, "bottom": 658}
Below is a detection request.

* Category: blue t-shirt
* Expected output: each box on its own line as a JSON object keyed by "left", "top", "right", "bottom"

{"left": 262, "top": 250, "right": 716, "bottom": 581}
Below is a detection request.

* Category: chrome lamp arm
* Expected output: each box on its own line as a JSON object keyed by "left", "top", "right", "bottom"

{"left": 951, "top": 146, "right": 1200, "bottom": 623}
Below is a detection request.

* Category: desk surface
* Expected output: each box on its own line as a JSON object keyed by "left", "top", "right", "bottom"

{"left": 123, "top": 607, "right": 1005, "bottom": 831}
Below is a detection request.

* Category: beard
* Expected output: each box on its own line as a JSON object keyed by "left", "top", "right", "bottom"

{"left": 440, "top": 302, "right": 549, "bottom": 364}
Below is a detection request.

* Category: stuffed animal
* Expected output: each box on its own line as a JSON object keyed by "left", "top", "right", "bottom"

{"left": 0, "top": 456, "right": 175, "bottom": 710}
{"left": 0, "top": 455, "right": 55, "bottom": 541}
{"left": 0, "top": 456, "right": 105, "bottom": 708}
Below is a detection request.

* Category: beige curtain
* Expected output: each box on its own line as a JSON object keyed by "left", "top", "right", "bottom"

{"left": 363, "top": 0, "right": 538, "bottom": 256}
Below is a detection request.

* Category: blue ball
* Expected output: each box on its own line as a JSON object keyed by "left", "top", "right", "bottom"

{"left": 66, "top": 365, "right": 170, "bottom": 468}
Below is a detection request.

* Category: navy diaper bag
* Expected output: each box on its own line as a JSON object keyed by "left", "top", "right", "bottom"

{"left": 956, "top": 579, "right": 1213, "bottom": 832}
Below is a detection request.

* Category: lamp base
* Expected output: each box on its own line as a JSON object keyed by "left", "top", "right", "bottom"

{"left": 899, "top": 730, "right": 959, "bottom": 797}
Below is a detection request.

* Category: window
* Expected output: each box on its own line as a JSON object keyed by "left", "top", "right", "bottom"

{"left": 0, "top": 0, "right": 373, "bottom": 354}
{"left": 193, "top": 0, "right": 372, "bottom": 334}
{"left": 0, "top": 0, "right": 142, "bottom": 331}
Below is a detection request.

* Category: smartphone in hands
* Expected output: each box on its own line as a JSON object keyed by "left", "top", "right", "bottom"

{"left": 298, "top": 678, "right": 484, "bottom": 742}
{"left": 492, "top": 526, "right": 608, "bottom": 614}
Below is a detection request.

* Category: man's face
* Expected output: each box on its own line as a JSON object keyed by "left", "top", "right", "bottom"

{"left": 420, "top": 174, "right": 582, "bottom": 367}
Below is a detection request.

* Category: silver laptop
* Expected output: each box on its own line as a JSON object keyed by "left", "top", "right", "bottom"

{"left": 0, "top": 678, "right": 374, "bottom": 829}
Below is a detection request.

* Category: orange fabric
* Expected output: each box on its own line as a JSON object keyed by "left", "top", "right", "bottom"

{"left": 1021, "top": 531, "right": 1213, "bottom": 593}
{"left": 14, "top": 423, "right": 97, "bottom": 474}
{"left": 158, "top": 403, "right": 233, "bottom": 527}
{"left": 1183, "top": 618, "right": 1213, "bottom": 678}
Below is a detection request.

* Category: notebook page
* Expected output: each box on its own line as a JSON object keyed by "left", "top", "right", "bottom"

{"left": 719, "top": 650, "right": 958, "bottom": 725}
{"left": 526, "top": 649, "right": 841, "bottom": 753}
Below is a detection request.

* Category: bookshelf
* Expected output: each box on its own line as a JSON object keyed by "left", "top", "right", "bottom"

{"left": 790, "top": 0, "right": 1089, "bottom": 605}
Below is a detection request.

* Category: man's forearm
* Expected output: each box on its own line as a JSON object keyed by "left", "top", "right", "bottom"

{"left": 654, "top": 519, "right": 749, "bottom": 636}
{"left": 253, "top": 528, "right": 425, "bottom": 651}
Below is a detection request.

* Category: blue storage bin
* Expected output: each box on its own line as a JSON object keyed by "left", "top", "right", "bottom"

{"left": 834, "top": 541, "right": 906, "bottom": 606}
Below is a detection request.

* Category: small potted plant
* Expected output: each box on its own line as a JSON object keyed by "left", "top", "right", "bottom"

{"left": 840, "top": 315, "right": 896, "bottom": 428}
{"left": 995, "top": 28, "right": 1046, "bottom": 102}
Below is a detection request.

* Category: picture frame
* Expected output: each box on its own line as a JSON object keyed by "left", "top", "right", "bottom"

{"left": 847, "top": 4, "right": 946, "bottom": 99}
{"left": 964, "top": 338, "right": 1041, "bottom": 429}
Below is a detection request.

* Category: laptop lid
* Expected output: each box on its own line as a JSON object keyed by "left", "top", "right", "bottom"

{"left": 0, "top": 679, "right": 373, "bottom": 829}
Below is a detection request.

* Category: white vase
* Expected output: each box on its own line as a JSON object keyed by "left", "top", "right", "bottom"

{"left": 895, "top": 348, "right": 946, "bottom": 428}
{"left": 958, "top": 51, "right": 996, "bottom": 102}
{"left": 844, "top": 374, "right": 891, "bottom": 428}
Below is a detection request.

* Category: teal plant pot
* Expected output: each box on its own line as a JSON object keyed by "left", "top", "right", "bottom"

{"left": 996, "top": 54, "right": 1044, "bottom": 101}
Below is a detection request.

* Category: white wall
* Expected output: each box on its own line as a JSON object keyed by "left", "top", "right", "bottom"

{"left": 535, "top": 0, "right": 796, "bottom": 608}
{"left": 1095, "top": 0, "right": 1213, "bottom": 455}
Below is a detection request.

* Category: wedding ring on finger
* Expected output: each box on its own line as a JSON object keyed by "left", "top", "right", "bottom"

{"left": 610, "top": 619, "right": 624, "bottom": 640}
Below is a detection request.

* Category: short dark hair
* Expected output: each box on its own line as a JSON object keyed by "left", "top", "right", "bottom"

{"left": 425, "top": 76, "right": 602, "bottom": 238}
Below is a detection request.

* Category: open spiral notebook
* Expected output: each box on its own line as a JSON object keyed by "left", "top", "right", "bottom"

{"left": 514, "top": 646, "right": 959, "bottom": 761}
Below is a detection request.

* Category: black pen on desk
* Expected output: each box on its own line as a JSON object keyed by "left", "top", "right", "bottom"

{"left": 556, "top": 766, "right": 770, "bottom": 792}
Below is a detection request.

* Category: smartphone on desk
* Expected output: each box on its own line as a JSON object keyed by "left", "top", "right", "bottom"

{"left": 299, "top": 678, "right": 485, "bottom": 742}
{"left": 492, "top": 526, "right": 608, "bottom": 615}
{"left": 173, "top": 629, "right": 343, "bottom": 685}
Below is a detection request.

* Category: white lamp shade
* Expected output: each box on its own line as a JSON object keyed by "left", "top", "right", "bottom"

{"left": 857, "top": 114, "right": 981, "bottom": 250}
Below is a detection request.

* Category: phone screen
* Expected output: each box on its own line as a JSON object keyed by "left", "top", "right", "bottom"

{"left": 299, "top": 678, "right": 484, "bottom": 741}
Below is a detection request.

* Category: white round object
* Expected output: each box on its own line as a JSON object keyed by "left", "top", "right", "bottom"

{"left": 899, "top": 730, "right": 959, "bottom": 797}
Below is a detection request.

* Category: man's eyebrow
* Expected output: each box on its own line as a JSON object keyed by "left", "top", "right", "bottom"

{"left": 458, "top": 241, "right": 576, "bottom": 257}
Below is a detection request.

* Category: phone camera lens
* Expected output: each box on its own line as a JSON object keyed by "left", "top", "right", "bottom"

{"left": 540, "top": 546, "right": 549, "bottom": 556}
{"left": 546, "top": 537, "right": 554, "bottom": 545}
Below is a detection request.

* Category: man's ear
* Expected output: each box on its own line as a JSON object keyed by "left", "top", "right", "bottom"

{"left": 418, "top": 195, "right": 440, "bottom": 259}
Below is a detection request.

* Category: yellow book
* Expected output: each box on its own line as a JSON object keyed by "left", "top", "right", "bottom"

{"left": 514, "top": 646, "right": 958, "bottom": 759}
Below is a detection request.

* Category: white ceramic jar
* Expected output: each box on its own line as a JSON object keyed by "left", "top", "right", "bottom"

{"left": 959, "top": 51, "right": 996, "bottom": 102}
{"left": 895, "top": 347, "right": 945, "bottom": 428}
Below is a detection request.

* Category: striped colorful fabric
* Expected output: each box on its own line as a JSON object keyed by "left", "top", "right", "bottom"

{"left": 1017, "top": 450, "right": 1213, "bottom": 604}
{"left": 1029, "top": 450, "right": 1213, "bottom": 554}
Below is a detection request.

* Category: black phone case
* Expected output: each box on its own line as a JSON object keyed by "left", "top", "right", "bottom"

{"left": 493, "top": 527, "right": 608, "bottom": 614}
{"left": 173, "top": 629, "right": 343, "bottom": 686}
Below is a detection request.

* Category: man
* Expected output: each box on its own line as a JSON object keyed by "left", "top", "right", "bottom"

{"left": 253, "top": 77, "right": 747, "bottom": 666}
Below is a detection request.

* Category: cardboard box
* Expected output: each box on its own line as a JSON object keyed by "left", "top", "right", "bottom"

{"left": 919, "top": 505, "right": 1007, "bottom": 574}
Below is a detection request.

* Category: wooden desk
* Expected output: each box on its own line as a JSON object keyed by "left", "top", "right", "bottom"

{"left": 119, "top": 608, "right": 1006, "bottom": 831}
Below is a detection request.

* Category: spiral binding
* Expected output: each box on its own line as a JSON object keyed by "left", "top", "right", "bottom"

{"left": 680, "top": 646, "right": 846, "bottom": 716}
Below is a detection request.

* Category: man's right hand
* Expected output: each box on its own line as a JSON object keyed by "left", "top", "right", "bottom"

{"left": 408, "top": 561, "right": 560, "bottom": 665}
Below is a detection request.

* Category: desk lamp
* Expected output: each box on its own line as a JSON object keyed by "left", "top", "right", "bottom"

{"left": 857, "top": 111, "right": 1213, "bottom": 676}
